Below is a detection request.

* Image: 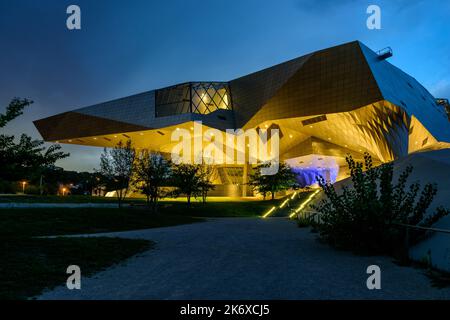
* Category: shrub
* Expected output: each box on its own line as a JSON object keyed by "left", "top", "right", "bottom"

{"left": 0, "top": 179, "right": 16, "bottom": 194}
{"left": 249, "top": 162, "right": 297, "bottom": 200}
{"left": 24, "top": 185, "right": 41, "bottom": 195}
{"left": 297, "top": 216, "right": 311, "bottom": 228}
{"left": 313, "top": 153, "right": 449, "bottom": 256}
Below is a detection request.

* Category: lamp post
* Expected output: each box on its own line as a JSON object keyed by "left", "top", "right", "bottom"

{"left": 62, "top": 187, "right": 67, "bottom": 196}
{"left": 21, "top": 181, "right": 27, "bottom": 194}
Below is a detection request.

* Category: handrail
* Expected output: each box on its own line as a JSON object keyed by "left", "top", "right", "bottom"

{"left": 297, "top": 210, "right": 320, "bottom": 223}
{"left": 295, "top": 214, "right": 450, "bottom": 235}
{"left": 394, "top": 223, "right": 450, "bottom": 235}
{"left": 376, "top": 47, "right": 393, "bottom": 60}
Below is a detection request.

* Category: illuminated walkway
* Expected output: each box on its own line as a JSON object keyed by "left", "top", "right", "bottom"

{"left": 38, "top": 218, "right": 450, "bottom": 300}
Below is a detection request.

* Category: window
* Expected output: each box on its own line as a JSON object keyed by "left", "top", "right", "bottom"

{"left": 301, "top": 115, "right": 327, "bottom": 126}
{"left": 191, "top": 82, "right": 232, "bottom": 114}
{"left": 155, "top": 83, "right": 191, "bottom": 117}
{"left": 155, "top": 82, "right": 232, "bottom": 117}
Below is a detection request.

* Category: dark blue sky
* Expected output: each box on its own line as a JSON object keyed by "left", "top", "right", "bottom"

{"left": 1, "top": 0, "right": 449, "bottom": 171}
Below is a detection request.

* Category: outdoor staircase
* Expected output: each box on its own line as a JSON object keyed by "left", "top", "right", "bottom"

{"left": 271, "top": 197, "right": 297, "bottom": 217}
{"left": 217, "top": 167, "right": 231, "bottom": 184}
{"left": 262, "top": 191, "right": 319, "bottom": 218}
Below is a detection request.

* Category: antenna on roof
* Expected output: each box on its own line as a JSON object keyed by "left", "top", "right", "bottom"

{"left": 376, "top": 47, "right": 393, "bottom": 60}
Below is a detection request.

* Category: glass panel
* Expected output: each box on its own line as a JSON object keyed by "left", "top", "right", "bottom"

{"left": 155, "top": 83, "right": 191, "bottom": 117}
{"left": 155, "top": 82, "right": 232, "bottom": 117}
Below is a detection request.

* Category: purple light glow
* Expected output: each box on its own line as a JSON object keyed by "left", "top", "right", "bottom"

{"left": 292, "top": 166, "right": 339, "bottom": 187}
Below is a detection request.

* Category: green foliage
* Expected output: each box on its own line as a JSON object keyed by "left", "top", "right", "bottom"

{"left": 0, "top": 207, "right": 203, "bottom": 238}
{"left": 38, "top": 168, "right": 103, "bottom": 196}
{"left": 0, "top": 99, "right": 69, "bottom": 185}
{"left": 170, "top": 163, "right": 203, "bottom": 206}
{"left": 0, "top": 134, "right": 69, "bottom": 182}
{"left": 249, "top": 162, "right": 297, "bottom": 200}
{"left": 134, "top": 151, "right": 171, "bottom": 211}
{"left": 168, "top": 163, "right": 215, "bottom": 205}
{"left": 0, "top": 179, "right": 17, "bottom": 193}
{"left": 0, "top": 98, "right": 33, "bottom": 128}
{"left": 313, "top": 153, "right": 448, "bottom": 255}
{"left": 297, "top": 216, "right": 312, "bottom": 228}
{"left": 198, "top": 163, "right": 215, "bottom": 204}
{"left": 99, "top": 140, "right": 136, "bottom": 207}
{"left": 23, "top": 185, "right": 41, "bottom": 195}
{"left": 98, "top": 146, "right": 216, "bottom": 207}
{"left": 1, "top": 237, "right": 151, "bottom": 300}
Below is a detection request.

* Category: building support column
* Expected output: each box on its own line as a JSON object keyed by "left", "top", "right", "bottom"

{"left": 242, "top": 162, "right": 249, "bottom": 197}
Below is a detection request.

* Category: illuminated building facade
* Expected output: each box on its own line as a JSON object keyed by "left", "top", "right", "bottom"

{"left": 34, "top": 41, "right": 450, "bottom": 196}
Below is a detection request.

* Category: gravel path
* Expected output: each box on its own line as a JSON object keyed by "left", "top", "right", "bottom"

{"left": 38, "top": 218, "right": 450, "bottom": 300}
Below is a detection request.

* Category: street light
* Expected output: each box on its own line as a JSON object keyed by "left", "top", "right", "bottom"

{"left": 62, "top": 187, "right": 67, "bottom": 196}
{"left": 21, "top": 181, "right": 27, "bottom": 194}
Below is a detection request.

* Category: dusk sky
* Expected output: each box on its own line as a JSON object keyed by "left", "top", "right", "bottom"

{"left": 1, "top": 0, "right": 449, "bottom": 172}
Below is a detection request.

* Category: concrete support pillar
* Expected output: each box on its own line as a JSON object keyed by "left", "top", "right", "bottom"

{"left": 242, "top": 162, "right": 249, "bottom": 197}
{"left": 325, "top": 169, "right": 331, "bottom": 183}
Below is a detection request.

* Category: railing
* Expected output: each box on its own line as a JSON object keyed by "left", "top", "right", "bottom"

{"left": 436, "top": 98, "right": 450, "bottom": 106}
{"left": 296, "top": 210, "right": 321, "bottom": 224}
{"left": 376, "top": 47, "right": 393, "bottom": 60}
{"left": 436, "top": 98, "right": 450, "bottom": 121}
{"left": 395, "top": 223, "right": 450, "bottom": 234}
{"left": 394, "top": 223, "right": 450, "bottom": 252}
{"left": 295, "top": 214, "right": 450, "bottom": 239}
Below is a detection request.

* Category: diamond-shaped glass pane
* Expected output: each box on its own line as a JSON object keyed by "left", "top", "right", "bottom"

{"left": 156, "top": 82, "right": 232, "bottom": 117}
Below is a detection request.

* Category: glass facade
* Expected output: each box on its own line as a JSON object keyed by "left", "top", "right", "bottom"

{"left": 155, "top": 82, "right": 232, "bottom": 117}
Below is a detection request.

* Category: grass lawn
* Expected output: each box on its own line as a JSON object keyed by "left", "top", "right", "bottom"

{"left": 0, "top": 194, "right": 286, "bottom": 205}
{"left": 0, "top": 206, "right": 205, "bottom": 299}
{"left": 0, "top": 197, "right": 287, "bottom": 238}
{"left": 0, "top": 196, "right": 292, "bottom": 299}
{"left": 0, "top": 194, "right": 145, "bottom": 203}
{"left": 0, "top": 207, "right": 204, "bottom": 238}
{"left": 0, "top": 237, "right": 152, "bottom": 300}
{"left": 158, "top": 199, "right": 284, "bottom": 218}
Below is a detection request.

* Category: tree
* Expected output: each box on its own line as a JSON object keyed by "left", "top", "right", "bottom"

{"left": 99, "top": 140, "right": 136, "bottom": 208}
{"left": 198, "top": 163, "right": 215, "bottom": 204}
{"left": 34, "top": 167, "right": 102, "bottom": 196}
{"left": 248, "top": 167, "right": 270, "bottom": 200}
{"left": 0, "top": 134, "right": 68, "bottom": 181}
{"left": 134, "top": 150, "right": 171, "bottom": 212}
{"left": 0, "top": 98, "right": 69, "bottom": 187}
{"left": 0, "top": 98, "right": 33, "bottom": 128}
{"left": 249, "top": 162, "right": 297, "bottom": 200}
{"left": 171, "top": 163, "right": 202, "bottom": 206}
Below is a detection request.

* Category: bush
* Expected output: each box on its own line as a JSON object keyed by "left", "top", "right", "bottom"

{"left": 24, "top": 185, "right": 41, "bottom": 195}
{"left": 297, "top": 216, "right": 311, "bottom": 228}
{"left": 313, "top": 153, "right": 449, "bottom": 257}
{"left": 0, "top": 179, "right": 16, "bottom": 194}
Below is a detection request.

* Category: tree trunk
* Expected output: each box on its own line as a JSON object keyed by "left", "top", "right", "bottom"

{"left": 152, "top": 196, "right": 158, "bottom": 214}
{"left": 39, "top": 175, "right": 43, "bottom": 196}
{"left": 117, "top": 189, "right": 122, "bottom": 208}
{"left": 271, "top": 192, "right": 275, "bottom": 200}
{"left": 202, "top": 190, "right": 207, "bottom": 204}
{"left": 187, "top": 194, "right": 191, "bottom": 206}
